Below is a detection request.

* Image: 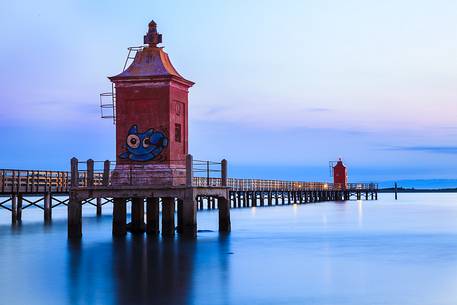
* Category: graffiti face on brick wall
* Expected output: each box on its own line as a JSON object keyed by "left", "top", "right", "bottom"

{"left": 120, "top": 125, "right": 168, "bottom": 161}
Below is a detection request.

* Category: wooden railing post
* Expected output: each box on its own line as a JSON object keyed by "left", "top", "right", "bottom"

{"left": 1, "top": 170, "right": 4, "bottom": 193}
{"left": 103, "top": 160, "right": 110, "bottom": 186}
{"left": 186, "top": 154, "right": 193, "bottom": 187}
{"left": 221, "top": 159, "right": 227, "bottom": 187}
{"left": 87, "top": 159, "right": 94, "bottom": 188}
{"left": 70, "top": 157, "right": 78, "bottom": 188}
{"left": 206, "top": 160, "right": 210, "bottom": 186}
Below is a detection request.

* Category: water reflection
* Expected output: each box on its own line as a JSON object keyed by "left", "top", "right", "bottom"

{"left": 357, "top": 200, "right": 363, "bottom": 228}
{"left": 67, "top": 234, "right": 231, "bottom": 305}
{"left": 1, "top": 195, "right": 457, "bottom": 305}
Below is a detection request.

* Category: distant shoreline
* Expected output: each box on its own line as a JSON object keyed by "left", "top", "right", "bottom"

{"left": 378, "top": 188, "right": 457, "bottom": 193}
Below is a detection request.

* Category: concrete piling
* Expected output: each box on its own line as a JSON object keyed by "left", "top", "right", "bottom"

{"left": 44, "top": 192, "right": 52, "bottom": 223}
{"left": 130, "top": 197, "right": 145, "bottom": 233}
{"left": 112, "top": 198, "right": 127, "bottom": 236}
{"left": 68, "top": 195, "right": 82, "bottom": 239}
{"left": 96, "top": 197, "right": 102, "bottom": 216}
{"left": 161, "top": 197, "right": 175, "bottom": 237}
{"left": 11, "top": 195, "right": 18, "bottom": 224}
{"left": 218, "top": 196, "right": 231, "bottom": 233}
{"left": 182, "top": 194, "right": 197, "bottom": 237}
{"left": 146, "top": 197, "right": 159, "bottom": 235}
{"left": 16, "top": 194, "right": 22, "bottom": 222}
{"left": 177, "top": 199, "right": 184, "bottom": 233}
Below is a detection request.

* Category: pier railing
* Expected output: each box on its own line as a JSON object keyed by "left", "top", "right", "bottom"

{"left": 0, "top": 157, "right": 377, "bottom": 194}
{"left": 0, "top": 169, "right": 69, "bottom": 194}
{"left": 192, "top": 178, "right": 377, "bottom": 191}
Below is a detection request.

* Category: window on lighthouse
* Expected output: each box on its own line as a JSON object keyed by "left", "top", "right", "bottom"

{"left": 175, "top": 102, "right": 182, "bottom": 116}
{"left": 175, "top": 123, "right": 182, "bottom": 143}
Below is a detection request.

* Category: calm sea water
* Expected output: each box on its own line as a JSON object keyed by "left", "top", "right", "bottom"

{"left": 0, "top": 193, "right": 457, "bottom": 305}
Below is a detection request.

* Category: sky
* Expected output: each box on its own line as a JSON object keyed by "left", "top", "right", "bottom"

{"left": 0, "top": 0, "right": 456, "bottom": 182}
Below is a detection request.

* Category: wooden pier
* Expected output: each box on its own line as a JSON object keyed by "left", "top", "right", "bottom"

{"left": 0, "top": 155, "right": 378, "bottom": 238}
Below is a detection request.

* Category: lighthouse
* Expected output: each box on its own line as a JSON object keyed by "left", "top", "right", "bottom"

{"left": 332, "top": 158, "right": 348, "bottom": 189}
{"left": 108, "top": 21, "right": 194, "bottom": 186}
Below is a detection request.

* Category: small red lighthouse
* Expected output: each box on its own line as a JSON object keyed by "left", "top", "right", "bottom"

{"left": 109, "top": 20, "right": 194, "bottom": 186}
{"left": 333, "top": 158, "right": 348, "bottom": 189}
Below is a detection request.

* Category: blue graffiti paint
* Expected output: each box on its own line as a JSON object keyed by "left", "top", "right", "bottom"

{"left": 119, "top": 125, "right": 168, "bottom": 162}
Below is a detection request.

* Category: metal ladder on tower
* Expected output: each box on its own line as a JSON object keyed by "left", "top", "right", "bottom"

{"left": 99, "top": 46, "right": 144, "bottom": 124}
{"left": 99, "top": 83, "right": 116, "bottom": 124}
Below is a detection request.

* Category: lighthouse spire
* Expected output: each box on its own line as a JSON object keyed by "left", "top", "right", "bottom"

{"left": 144, "top": 20, "right": 162, "bottom": 47}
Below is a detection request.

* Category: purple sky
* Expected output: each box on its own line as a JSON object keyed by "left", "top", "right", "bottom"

{"left": 0, "top": 0, "right": 456, "bottom": 182}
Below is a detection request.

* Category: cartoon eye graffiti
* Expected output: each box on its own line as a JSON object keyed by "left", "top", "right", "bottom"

{"left": 127, "top": 134, "right": 140, "bottom": 148}
{"left": 120, "top": 125, "right": 169, "bottom": 162}
{"left": 143, "top": 137, "right": 151, "bottom": 148}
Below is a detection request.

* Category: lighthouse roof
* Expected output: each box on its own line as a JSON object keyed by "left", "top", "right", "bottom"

{"left": 109, "top": 20, "right": 193, "bottom": 86}
{"left": 109, "top": 47, "right": 192, "bottom": 82}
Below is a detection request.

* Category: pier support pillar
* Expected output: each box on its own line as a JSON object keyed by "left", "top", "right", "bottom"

{"left": 146, "top": 197, "right": 159, "bottom": 235}
{"left": 182, "top": 193, "right": 197, "bottom": 237}
{"left": 112, "top": 198, "right": 127, "bottom": 237}
{"left": 210, "top": 197, "right": 215, "bottom": 209}
{"left": 218, "top": 196, "right": 231, "bottom": 233}
{"left": 44, "top": 192, "right": 52, "bottom": 223}
{"left": 129, "top": 197, "right": 145, "bottom": 233}
{"left": 177, "top": 199, "right": 184, "bottom": 234}
{"left": 11, "top": 194, "right": 23, "bottom": 223}
{"left": 68, "top": 195, "right": 82, "bottom": 239}
{"left": 267, "top": 192, "right": 272, "bottom": 206}
{"left": 11, "top": 195, "right": 18, "bottom": 225}
{"left": 197, "top": 196, "right": 202, "bottom": 210}
{"left": 96, "top": 197, "right": 102, "bottom": 216}
{"left": 162, "top": 197, "right": 175, "bottom": 237}
{"left": 16, "top": 194, "right": 22, "bottom": 222}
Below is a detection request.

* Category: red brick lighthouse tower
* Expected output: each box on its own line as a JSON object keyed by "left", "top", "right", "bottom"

{"left": 333, "top": 158, "right": 348, "bottom": 189}
{"left": 109, "top": 21, "right": 194, "bottom": 186}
